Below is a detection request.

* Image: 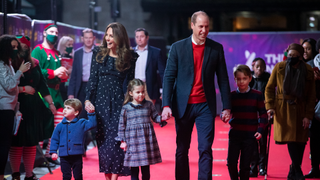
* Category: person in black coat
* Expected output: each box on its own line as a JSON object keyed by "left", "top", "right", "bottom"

{"left": 249, "top": 57, "right": 270, "bottom": 177}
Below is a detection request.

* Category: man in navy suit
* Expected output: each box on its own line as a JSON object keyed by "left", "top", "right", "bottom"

{"left": 162, "top": 11, "right": 231, "bottom": 180}
{"left": 133, "top": 28, "right": 165, "bottom": 104}
{"left": 68, "top": 28, "right": 95, "bottom": 118}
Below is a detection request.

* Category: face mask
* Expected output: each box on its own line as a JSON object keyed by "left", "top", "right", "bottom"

{"left": 287, "top": 57, "right": 300, "bottom": 66}
{"left": 22, "top": 49, "right": 30, "bottom": 60}
{"left": 11, "top": 49, "right": 19, "bottom": 59}
{"left": 66, "top": 47, "right": 73, "bottom": 54}
{"left": 46, "top": 34, "right": 58, "bottom": 44}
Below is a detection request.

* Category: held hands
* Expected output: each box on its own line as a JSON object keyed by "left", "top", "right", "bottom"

{"left": 85, "top": 101, "right": 95, "bottom": 113}
{"left": 19, "top": 61, "right": 31, "bottom": 73}
{"left": 302, "top": 117, "right": 310, "bottom": 129}
{"left": 221, "top": 109, "right": 231, "bottom": 123}
{"left": 68, "top": 95, "right": 74, "bottom": 99}
{"left": 161, "top": 107, "right": 172, "bottom": 120}
{"left": 254, "top": 132, "right": 262, "bottom": 140}
{"left": 51, "top": 153, "right": 58, "bottom": 161}
{"left": 120, "top": 141, "right": 127, "bottom": 152}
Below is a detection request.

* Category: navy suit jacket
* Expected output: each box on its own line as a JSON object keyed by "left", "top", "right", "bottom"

{"left": 68, "top": 46, "right": 93, "bottom": 98}
{"left": 134, "top": 45, "right": 165, "bottom": 100}
{"left": 162, "top": 36, "right": 231, "bottom": 119}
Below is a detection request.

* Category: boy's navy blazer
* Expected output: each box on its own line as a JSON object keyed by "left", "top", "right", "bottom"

{"left": 50, "top": 113, "right": 97, "bottom": 156}
{"left": 162, "top": 36, "right": 231, "bottom": 119}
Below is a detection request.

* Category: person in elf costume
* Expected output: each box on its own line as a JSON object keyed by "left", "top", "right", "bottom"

{"left": 31, "top": 23, "right": 68, "bottom": 165}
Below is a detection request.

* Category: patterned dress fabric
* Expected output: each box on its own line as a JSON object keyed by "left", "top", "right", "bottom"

{"left": 115, "top": 100, "right": 162, "bottom": 167}
{"left": 86, "top": 47, "right": 137, "bottom": 175}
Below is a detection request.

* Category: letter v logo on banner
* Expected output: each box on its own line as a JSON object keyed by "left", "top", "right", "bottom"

{"left": 245, "top": 50, "right": 256, "bottom": 69}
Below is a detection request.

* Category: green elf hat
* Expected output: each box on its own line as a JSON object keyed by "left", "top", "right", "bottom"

{"left": 44, "top": 23, "right": 57, "bottom": 31}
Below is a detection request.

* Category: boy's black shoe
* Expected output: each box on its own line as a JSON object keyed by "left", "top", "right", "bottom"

{"left": 304, "top": 168, "right": 320, "bottom": 178}
{"left": 259, "top": 168, "right": 267, "bottom": 176}
{"left": 46, "top": 157, "right": 60, "bottom": 165}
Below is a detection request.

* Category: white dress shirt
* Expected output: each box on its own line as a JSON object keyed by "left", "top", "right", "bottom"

{"left": 134, "top": 45, "right": 148, "bottom": 82}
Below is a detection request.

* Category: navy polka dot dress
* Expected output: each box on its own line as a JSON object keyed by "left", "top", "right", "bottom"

{"left": 86, "top": 47, "right": 137, "bottom": 175}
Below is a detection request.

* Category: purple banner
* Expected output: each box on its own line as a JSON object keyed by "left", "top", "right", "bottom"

{"left": 0, "top": 14, "right": 32, "bottom": 37}
{"left": 208, "top": 32, "right": 320, "bottom": 112}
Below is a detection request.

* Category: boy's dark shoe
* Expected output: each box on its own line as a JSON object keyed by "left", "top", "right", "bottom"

{"left": 304, "top": 168, "right": 320, "bottom": 178}
{"left": 259, "top": 168, "right": 267, "bottom": 176}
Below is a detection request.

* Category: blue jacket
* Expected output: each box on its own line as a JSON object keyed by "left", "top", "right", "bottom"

{"left": 50, "top": 113, "right": 96, "bottom": 157}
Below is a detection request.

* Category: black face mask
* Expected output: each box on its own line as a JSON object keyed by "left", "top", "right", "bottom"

{"left": 287, "top": 57, "right": 300, "bottom": 66}
{"left": 22, "top": 49, "right": 30, "bottom": 60}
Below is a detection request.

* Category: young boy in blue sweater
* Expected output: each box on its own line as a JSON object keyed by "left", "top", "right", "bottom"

{"left": 50, "top": 98, "right": 96, "bottom": 180}
{"left": 226, "top": 65, "right": 268, "bottom": 180}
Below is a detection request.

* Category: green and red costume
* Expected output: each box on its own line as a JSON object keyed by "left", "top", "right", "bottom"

{"left": 31, "top": 44, "right": 64, "bottom": 109}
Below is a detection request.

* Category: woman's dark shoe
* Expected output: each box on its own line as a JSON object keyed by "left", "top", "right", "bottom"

{"left": 24, "top": 173, "right": 40, "bottom": 180}
{"left": 12, "top": 172, "right": 21, "bottom": 180}
{"left": 304, "top": 168, "right": 320, "bottom": 178}
{"left": 294, "top": 165, "right": 305, "bottom": 180}
{"left": 288, "top": 165, "right": 295, "bottom": 180}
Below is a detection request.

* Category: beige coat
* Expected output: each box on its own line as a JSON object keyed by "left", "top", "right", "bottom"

{"left": 265, "top": 61, "right": 315, "bottom": 143}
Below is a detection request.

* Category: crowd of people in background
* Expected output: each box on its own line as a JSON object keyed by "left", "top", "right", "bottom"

{"left": 0, "top": 10, "right": 319, "bottom": 180}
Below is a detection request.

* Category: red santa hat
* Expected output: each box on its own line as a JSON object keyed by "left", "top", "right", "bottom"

{"left": 16, "top": 35, "right": 31, "bottom": 48}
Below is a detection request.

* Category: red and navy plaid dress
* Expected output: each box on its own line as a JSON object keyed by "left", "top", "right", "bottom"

{"left": 115, "top": 100, "right": 162, "bottom": 167}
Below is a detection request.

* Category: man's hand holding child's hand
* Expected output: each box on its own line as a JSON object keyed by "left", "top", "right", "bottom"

{"left": 120, "top": 141, "right": 127, "bottom": 152}
{"left": 254, "top": 132, "right": 262, "bottom": 140}
{"left": 51, "top": 153, "right": 58, "bottom": 161}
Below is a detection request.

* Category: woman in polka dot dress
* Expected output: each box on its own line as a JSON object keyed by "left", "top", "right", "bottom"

{"left": 84, "top": 22, "right": 138, "bottom": 180}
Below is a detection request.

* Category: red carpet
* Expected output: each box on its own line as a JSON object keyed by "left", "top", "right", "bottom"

{"left": 41, "top": 117, "right": 317, "bottom": 180}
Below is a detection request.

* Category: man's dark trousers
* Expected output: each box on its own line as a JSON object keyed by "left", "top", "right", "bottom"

{"left": 175, "top": 102, "right": 214, "bottom": 180}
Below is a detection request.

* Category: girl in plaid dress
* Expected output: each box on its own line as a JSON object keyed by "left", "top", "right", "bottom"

{"left": 115, "top": 79, "right": 166, "bottom": 180}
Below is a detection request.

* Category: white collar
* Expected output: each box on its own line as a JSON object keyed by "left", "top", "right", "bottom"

{"left": 237, "top": 86, "right": 251, "bottom": 93}
{"left": 191, "top": 35, "right": 205, "bottom": 45}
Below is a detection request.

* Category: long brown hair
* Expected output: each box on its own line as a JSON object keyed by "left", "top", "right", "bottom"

{"left": 123, "top": 79, "right": 145, "bottom": 105}
{"left": 11, "top": 40, "right": 35, "bottom": 71}
{"left": 0, "top": 35, "right": 23, "bottom": 66}
{"left": 96, "top": 22, "right": 132, "bottom": 72}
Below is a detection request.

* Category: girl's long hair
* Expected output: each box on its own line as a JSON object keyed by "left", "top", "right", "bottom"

{"left": 96, "top": 22, "right": 132, "bottom": 72}
{"left": 123, "top": 79, "right": 145, "bottom": 105}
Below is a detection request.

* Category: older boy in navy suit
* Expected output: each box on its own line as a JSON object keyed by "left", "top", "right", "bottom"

{"left": 50, "top": 98, "right": 96, "bottom": 180}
